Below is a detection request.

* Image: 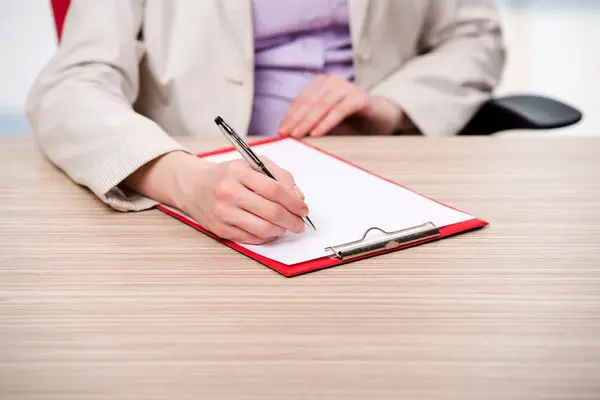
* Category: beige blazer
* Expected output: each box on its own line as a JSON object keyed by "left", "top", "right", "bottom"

{"left": 26, "top": 0, "right": 505, "bottom": 212}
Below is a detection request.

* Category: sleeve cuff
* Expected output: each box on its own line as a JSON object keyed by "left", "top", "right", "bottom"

{"left": 85, "top": 122, "right": 191, "bottom": 211}
{"left": 369, "top": 75, "right": 483, "bottom": 137}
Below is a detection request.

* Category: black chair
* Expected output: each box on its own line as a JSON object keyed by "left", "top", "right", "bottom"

{"left": 459, "top": 94, "right": 582, "bottom": 135}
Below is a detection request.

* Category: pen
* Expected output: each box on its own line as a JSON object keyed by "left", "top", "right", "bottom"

{"left": 214, "top": 116, "right": 316, "bottom": 231}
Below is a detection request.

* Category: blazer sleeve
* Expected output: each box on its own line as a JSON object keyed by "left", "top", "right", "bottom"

{"left": 368, "top": 0, "right": 506, "bottom": 136}
{"left": 26, "top": 0, "right": 189, "bottom": 212}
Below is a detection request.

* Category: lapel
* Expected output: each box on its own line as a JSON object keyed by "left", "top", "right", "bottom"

{"left": 220, "top": 0, "right": 254, "bottom": 62}
{"left": 348, "top": 0, "right": 371, "bottom": 47}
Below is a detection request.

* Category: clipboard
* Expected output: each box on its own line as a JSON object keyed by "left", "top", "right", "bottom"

{"left": 157, "top": 137, "right": 488, "bottom": 277}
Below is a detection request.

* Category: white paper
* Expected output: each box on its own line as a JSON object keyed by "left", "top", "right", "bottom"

{"left": 163, "top": 139, "right": 474, "bottom": 265}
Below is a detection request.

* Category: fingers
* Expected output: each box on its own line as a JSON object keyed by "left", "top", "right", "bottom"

{"left": 214, "top": 203, "right": 288, "bottom": 239}
{"left": 260, "top": 157, "right": 294, "bottom": 187}
{"left": 279, "top": 76, "right": 329, "bottom": 136}
{"left": 236, "top": 185, "right": 306, "bottom": 234}
{"left": 186, "top": 158, "right": 311, "bottom": 245}
{"left": 212, "top": 223, "right": 278, "bottom": 245}
{"left": 260, "top": 157, "right": 305, "bottom": 200}
{"left": 289, "top": 88, "right": 347, "bottom": 138}
{"left": 310, "top": 94, "right": 370, "bottom": 137}
{"left": 239, "top": 169, "right": 309, "bottom": 222}
{"left": 278, "top": 75, "right": 369, "bottom": 138}
{"left": 216, "top": 160, "right": 307, "bottom": 235}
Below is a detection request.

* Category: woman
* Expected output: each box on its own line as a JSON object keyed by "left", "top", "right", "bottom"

{"left": 26, "top": 0, "right": 505, "bottom": 244}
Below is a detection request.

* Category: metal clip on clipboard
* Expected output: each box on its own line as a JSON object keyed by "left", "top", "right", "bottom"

{"left": 324, "top": 222, "right": 441, "bottom": 261}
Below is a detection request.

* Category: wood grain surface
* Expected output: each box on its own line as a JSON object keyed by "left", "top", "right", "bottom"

{"left": 1, "top": 136, "right": 599, "bottom": 399}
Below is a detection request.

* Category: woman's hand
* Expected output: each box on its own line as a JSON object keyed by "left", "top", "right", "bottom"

{"left": 278, "top": 75, "right": 405, "bottom": 138}
{"left": 125, "top": 151, "right": 308, "bottom": 244}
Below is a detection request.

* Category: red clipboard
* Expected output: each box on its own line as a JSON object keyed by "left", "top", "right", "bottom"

{"left": 157, "top": 137, "right": 488, "bottom": 277}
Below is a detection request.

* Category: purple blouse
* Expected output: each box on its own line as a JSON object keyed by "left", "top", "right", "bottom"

{"left": 248, "top": 0, "right": 354, "bottom": 136}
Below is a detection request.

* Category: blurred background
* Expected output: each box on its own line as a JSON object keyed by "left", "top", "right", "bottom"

{"left": 0, "top": 0, "right": 598, "bottom": 136}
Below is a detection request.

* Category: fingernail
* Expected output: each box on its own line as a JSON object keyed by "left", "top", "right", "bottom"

{"left": 300, "top": 206, "right": 309, "bottom": 218}
{"left": 293, "top": 185, "right": 305, "bottom": 199}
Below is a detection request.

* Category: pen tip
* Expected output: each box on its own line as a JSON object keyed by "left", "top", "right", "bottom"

{"left": 306, "top": 217, "right": 316, "bottom": 231}
{"left": 214, "top": 116, "right": 223, "bottom": 125}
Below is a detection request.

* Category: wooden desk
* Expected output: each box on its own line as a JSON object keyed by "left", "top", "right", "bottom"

{"left": 1, "top": 136, "right": 599, "bottom": 399}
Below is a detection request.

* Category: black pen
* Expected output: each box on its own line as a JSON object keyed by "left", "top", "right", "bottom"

{"left": 214, "top": 116, "right": 316, "bottom": 231}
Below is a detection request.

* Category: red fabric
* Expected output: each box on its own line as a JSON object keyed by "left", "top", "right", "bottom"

{"left": 157, "top": 137, "right": 488, "bottom": 277}
{"left": 50, "top": 0, "right": 70, "bottom": 40}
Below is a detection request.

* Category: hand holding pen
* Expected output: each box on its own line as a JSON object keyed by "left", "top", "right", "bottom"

{"left": 123, "top": 117, "right": 311, "bottom": 245}
{"left": 215, "top": 116, "right": 316, "bottom": 231}
{"left": 182, "top": 151, "right": 312, "bottom": 244}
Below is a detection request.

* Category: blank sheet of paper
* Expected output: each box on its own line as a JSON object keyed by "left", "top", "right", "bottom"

{"left": 164, "top": 139, "right": 473, "bottom": 265}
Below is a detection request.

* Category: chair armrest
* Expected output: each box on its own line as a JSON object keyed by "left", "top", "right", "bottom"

{"left": 458, "top": 95, "right": 583, "bottom": 135}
